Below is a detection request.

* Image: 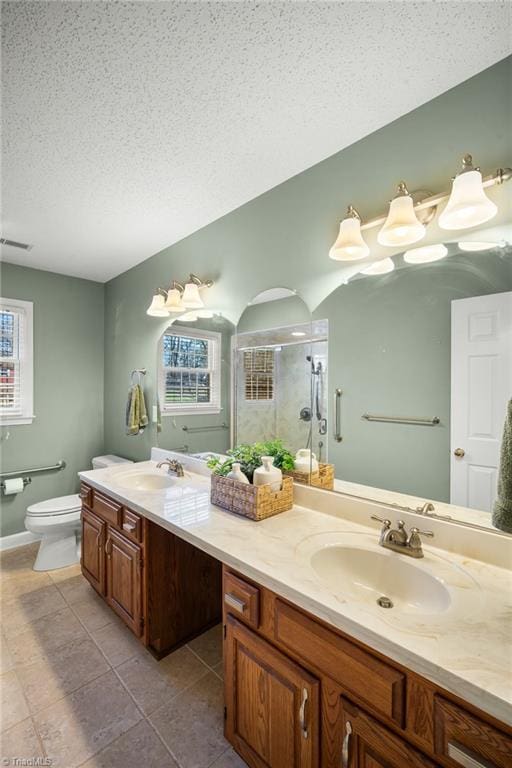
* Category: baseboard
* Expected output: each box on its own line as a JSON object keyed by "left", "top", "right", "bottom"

{"left": 0, "top": 530, "right": 41, "bottom": 552}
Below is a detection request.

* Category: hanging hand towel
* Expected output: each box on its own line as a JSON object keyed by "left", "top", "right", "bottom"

{"left": 126, "top": 384, "right": 149, "bottom": 436}
{"left": 492, "top": 398, "right": 512, "bottom": 533}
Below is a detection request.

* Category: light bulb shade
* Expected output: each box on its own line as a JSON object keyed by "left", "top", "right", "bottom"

{"left": 165, "top": 287, "right": 184, "bottom": 312}
{"left": 378, "top": 195, "right": 425, "bottom": 247}
{"left": 146, "top": 293, "right": 169, "bottom": 317}
{"left": 181, "top": 282, "right": 204, "bottom": 309}
{"left": 329, "top": 217, "right": 369, "bottom": 261}
{"left": 404, "top": 243, "right": 448, "bottom": 264}
{"left": 361, "top": 257, "right": 395, "bottom": 276}
{"left": 438, "top": 170, "right": 497, "bottom": 231}
{"left": 457, "top": 241, "right": 496, "bottom": 252}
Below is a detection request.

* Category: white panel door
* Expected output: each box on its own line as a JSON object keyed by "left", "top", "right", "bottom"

{"left": 451, "top": 291, "right": 512, "bottom": 512}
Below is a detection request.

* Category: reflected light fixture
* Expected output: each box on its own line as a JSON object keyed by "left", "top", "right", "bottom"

{"left": 146, "top": 291, "right": 168, "bottom": 317}
{"left": 404, "top": 243, "right": 448, "bottom": 264}
{"left": 439, "top": 155, "right": 497, "bottom": 231}
{"left": 291, "top": 331, "right": 306, "bottom": 337}
{"left": 378, "top": 182, "right": 426, "bottom": 247}
{"left": 329, "top": 206, "right": 370, "bottom": 261}
{"left": 457, "top": 241, "right": 497, "bottom": 252}
{"left": 164, "top": 281, "right": 185, "bottom": 312}
{"left": 361, "top": 258, "right": 395, "bottom": 276}
{"left": 179, "top": 311, "right": 199, "bottom": 322}
{"left": 196, "top": 309, "right": 215, "bottom": 319}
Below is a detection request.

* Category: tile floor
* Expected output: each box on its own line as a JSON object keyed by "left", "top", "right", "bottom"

{"left": 0, "top": 543, "right": 247, "bottom": 768}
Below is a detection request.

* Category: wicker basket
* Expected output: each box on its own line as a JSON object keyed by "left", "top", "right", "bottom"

{"left": 210, "top": 474, "right": 294, "bottom": 521}
{"left": 284, "top": 462, "right": 335, "bottom": 491}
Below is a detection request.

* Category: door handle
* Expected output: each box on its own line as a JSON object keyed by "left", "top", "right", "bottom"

{"left": 224, "top": 593, "right": 246, "bottom": 614}
{"left": 105, "top": 537, "right": 112, "bottom": 557}
{"left": 334, "top": 388, "right": 343, "bottom": 443}
{"left": 299, "top": 687, "right": 308, "bottom": 739}
{"left": 341, "top": 720, "right": 352, "bottom": 767}
{"left": 122, "top": 522, "right": 136, "bottom": 532}
{"left": 454, "top": 448, "right": 465, "bottom": 458}
{"left": 447, "top": 742, "right": 492, "bottom": 768}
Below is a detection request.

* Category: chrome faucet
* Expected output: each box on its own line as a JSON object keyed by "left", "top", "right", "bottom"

{"left": 156, "top": 458, "right": 185, "bottom": 477}
{"left": 371, "top": 515, "right": 433, "bottom": 558}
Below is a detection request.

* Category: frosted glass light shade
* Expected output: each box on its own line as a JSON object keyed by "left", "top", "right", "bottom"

{"left": 182, "top": 282, "right": 204, "bottom": 308}
{"left": 146, "top": 293, "right": 169, "bottom": 317}
{"left": 458, "top": 241, "right": 496, "bottom": 252}
{"left": 196, "top": 309, "right": 214, "bottom": 319}
{"left": 180, "top": 311, "right": 199, "bottom": 322}
{"left": 329, "top": 217, "right": 369, "bottom": 261}
{"left": 164, "top": 288, "right": 184, "bottom": 312}
{"left": 361, "top": 258, "right": 395, "bottom": 276}
{"left": 378, "top": 195, "right": 425, "bottom": 247}
{"left": 404, "top": 243, "right": 448, "bottom": 264}
{"left": 439, "top": 170, "right": 497, "bottom": 231}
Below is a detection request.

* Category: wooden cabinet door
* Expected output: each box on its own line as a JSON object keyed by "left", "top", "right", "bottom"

{"left": 81, "top": 508, "right": 106, "bottom": 595}
{"left": 225, "top": 616, "right": 319, "bottom": 768}
{"left": 340, "top": 699, "right": 436, "bottom": 768}
{"left": 106, "top": 527, "right": 143, "bottom": 636}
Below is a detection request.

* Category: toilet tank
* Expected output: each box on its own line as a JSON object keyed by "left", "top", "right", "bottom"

{"left": 92, "top": 454, "right": 133, "bottom": 469}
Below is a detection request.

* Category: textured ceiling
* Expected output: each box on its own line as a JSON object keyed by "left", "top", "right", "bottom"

{"left": 2, "top": 1, "right": 511, "bottom": 282}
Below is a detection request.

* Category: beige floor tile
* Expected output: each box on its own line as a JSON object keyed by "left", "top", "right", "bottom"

{"left": 0, "top": 569, "right": 53, "bottom": 601}
{"left": 150, "top": 671, "right": 227, "bottom": 768}
{"left": 90, "top": 618, "right": 145, "bottom": 667}
{"left": 48, "top": 563, "right": 82, "bottom": 584}
{"left": 79, "top": 719, "right": 179, "bottom": 768}
{"left": 16, "top": 636, "right": 110, "bottom": 714}
{"left": 55, "top": 573, "right": 92, "bottom": 604}
{"left": 0, "top": 717, "right": 45, "bottom": 762}
{"left": 210, "top": 748, "right": 249, "bottom": 767}
{"left": 0, "top": 635, "right": 15, "bottom": 674}
{"left": 188, "top": 623, "right": 223, "bottom": 668}
{"left": 6, "top": 607, "right": 86, "bottom": 667}
{"left": 71, "top": 591, "right": 115, "bottom": 632}
{"left": 212, "top": 660, "right": 224, "bottom": 680}
{"left": 2, "top": 584, "right": 66, "bottom": 636}
{"left": 0, "top": 543, "right": 39, "bottom": 573}
{"left": 34, "top": 670, "right": 142, "bottom": 768}
{"left": 0, "top": 671, "right": 30, "bottom": 732}
{"left": 116, "top": 645, "right": 209, "bottom": 715}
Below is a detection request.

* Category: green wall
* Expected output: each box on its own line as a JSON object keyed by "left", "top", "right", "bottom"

{"left": 103, "top": 57, "right": 512, "bottom": 460}
{"left": 0, "top": 263, "right": 105, "bottom": 536}
{"left": 313, "top": 253, "right": 512, "bottom": 501}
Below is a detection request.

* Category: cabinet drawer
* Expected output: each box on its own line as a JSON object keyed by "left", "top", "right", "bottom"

{"left": 275, "top": 599, "right": 405, "bottom": 727}
{"left": 92, "top": 491, "right": 122, "bottom": 527}
{"left": 79, "top": 483, "right": 92, "bottom": 508}
{"left": 223, "top": 571, "right": 260, "bottom": 628}
{"left": 121, "top": 508, "right": 143, "bottom": 542}
{"left": 434, "top": 696, "right": 512, "bottom": 768}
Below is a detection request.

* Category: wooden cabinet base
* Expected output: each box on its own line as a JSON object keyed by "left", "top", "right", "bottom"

{"left": 81, "top": 485, "right": 222, "bottom": 658}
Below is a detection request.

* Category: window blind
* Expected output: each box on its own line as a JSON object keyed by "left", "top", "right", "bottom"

{"left": 0, "top": 308, "right": 22, "bottom": 415}
{"left": 159, "top": 328, "right": 221, "bottom": 414}
{"left": 243, "top": 348, "right": 274, "bottom": 401}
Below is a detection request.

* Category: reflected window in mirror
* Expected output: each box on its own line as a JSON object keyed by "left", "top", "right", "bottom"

{"left": 243, "top": 349, "right": 274, "bottom": 401}
{"left": 158, "top": 326, "right": 221, "bottom": 415}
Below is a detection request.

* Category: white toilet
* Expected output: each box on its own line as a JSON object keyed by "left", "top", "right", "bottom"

{"left": 24, "top": 454, "right": 132, "bottom": 571}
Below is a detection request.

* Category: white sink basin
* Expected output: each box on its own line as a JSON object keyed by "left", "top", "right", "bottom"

{"left": 311, "top": 545, "right": 451, "bottom": 614}
{"left": 114, "top": 472, "right": 176, "bottom": 491}
{"left": 296, "top": 531, "right": 479, "bottom": 618}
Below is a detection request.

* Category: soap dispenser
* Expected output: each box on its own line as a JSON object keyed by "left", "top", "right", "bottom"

{"left": 253, "top": 456, "right": 282, "bottom": 492}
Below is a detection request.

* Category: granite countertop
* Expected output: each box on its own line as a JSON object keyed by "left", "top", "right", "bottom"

{"left": 79, "top": 460, "right": 512, "bottom": 726}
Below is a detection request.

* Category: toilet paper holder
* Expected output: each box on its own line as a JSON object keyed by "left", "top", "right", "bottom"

{"left": 1, "top": 477, "right": 32, "bottom": 493}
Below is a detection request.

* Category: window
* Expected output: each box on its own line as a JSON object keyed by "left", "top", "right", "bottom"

{"left": 244, "top": 348, "right": 274, "bottom": 401}
{"left": 0, "top": 298, "right": 34, "bottom": 425}
{"left": 159, "top": 327, "right": 221, "bottom": 415}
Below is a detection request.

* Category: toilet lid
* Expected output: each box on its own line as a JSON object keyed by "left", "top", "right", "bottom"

{"left": 27, "top": 494, "right": 81, "bottom": 516}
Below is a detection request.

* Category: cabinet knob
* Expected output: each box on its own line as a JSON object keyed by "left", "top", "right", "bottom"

{"left": 454, "top": 448, "right": 465, "bottom": 458}
{"left": 123, "top": 522, "right": 136, "bottom": 532}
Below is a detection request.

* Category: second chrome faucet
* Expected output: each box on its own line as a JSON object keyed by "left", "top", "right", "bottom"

{"left": 371, "top": 515, "right": 433, "bottom": 558}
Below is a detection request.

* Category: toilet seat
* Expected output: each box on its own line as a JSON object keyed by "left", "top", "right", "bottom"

{"left": 26, "top": 494, "right": 81, "bottom": 518}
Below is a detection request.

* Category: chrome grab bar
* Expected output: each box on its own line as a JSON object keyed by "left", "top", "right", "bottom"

{"left": 334, "top": 389, "right": 343, "bottom": 443}
{"left": 362, "top": 413, "right": 440, "bottom": 426}
{"left": 0, "top": 460, "right": 66, "bottom": 480}
{"left": 182, "top": 423, "right": 228, "bottom": 433}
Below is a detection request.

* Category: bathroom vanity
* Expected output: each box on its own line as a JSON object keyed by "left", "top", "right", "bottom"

{"left": 79, "top": 457, "right": 512, "bottom": 768}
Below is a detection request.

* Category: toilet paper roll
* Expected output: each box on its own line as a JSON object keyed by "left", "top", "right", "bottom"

{"left": 3, "top": 477, "right": 24, "bottom": 495}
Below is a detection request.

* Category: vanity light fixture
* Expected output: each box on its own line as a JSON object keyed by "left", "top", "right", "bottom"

{"left": 329, "top": 206, "right": 370, "bottom": 261}
{"left": 146, "top": 290, "right": 169, "bottom": 317}
{"left": 182, "top": 274, "right": 213, "bottom": 309}
{"left": 360, "top": 257, "right": 395, "bottom": 276}
{"left": 165, "top": 281, "right": 185, "bottom": 312}
{"left": 378, "top": 182, "right": 426, "bottom": 247}
{"left": 457, "top": 241, "right": 497, "bottom": 252}
{"left": 439, "top": 155, "right": 497, "bottom": 231}
{"left": 404, "top": 243, "right": 448, "bottom": 264}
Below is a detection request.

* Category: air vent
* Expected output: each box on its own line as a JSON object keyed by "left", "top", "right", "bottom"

{"left": 0, "top": 238, "right": 33, "bottom": 251}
